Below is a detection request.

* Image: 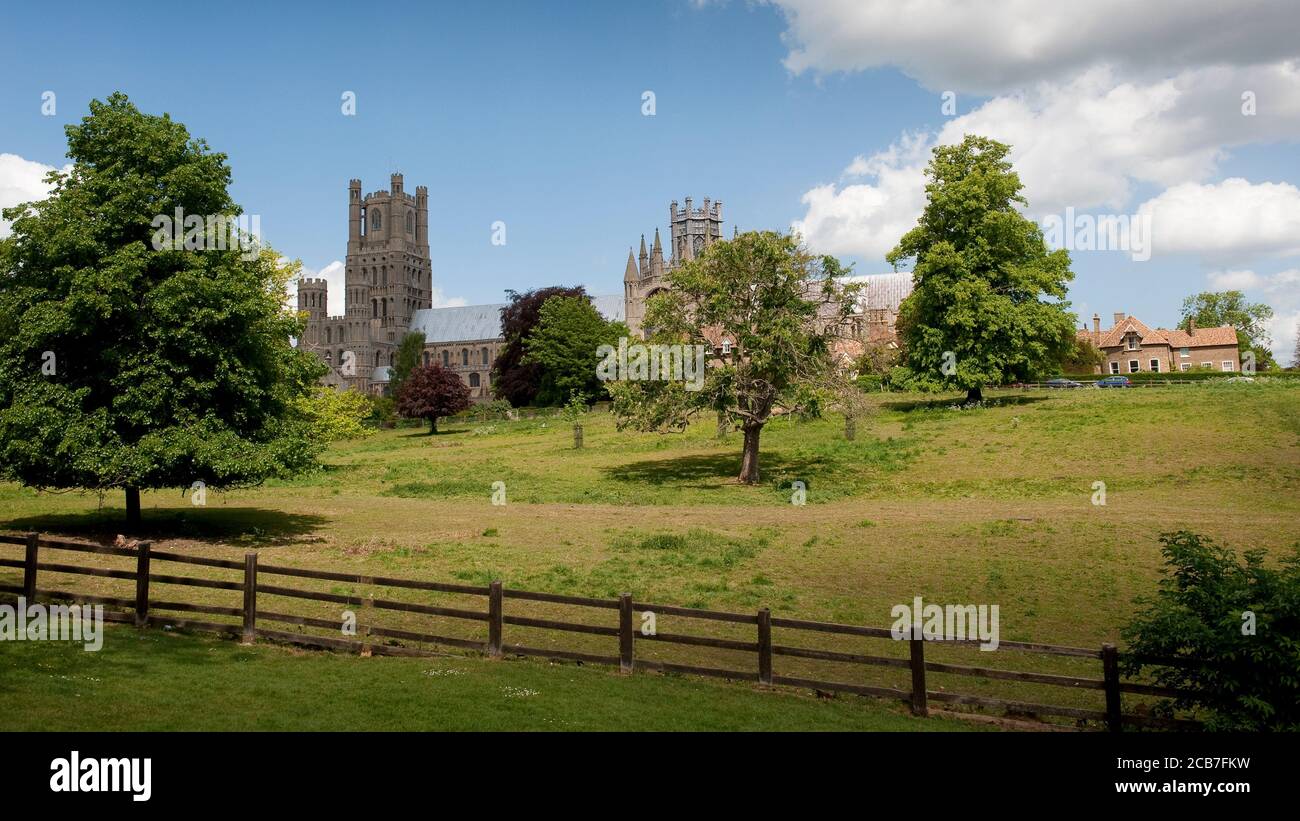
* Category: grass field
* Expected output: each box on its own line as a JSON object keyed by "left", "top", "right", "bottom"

{"left": 2, "top": 380, "right": 1298, "bottom": 728}
{"left": 0, "top": 623, "right": 977, "bottom": 731}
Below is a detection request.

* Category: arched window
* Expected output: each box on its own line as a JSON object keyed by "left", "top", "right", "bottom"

{"left": 382, "top": 300, "right": 387, "bottom": 318}
{"left": 422, "top": 352, "right": 430, "bottom": 366}
{"left": 441, "top": 350, "right": 449, "bottom": 367}
{"left": 372, "top": 208, "right": 382, "bottom": 231}
{"left": 406, "top": 211, "right": 414, "bottom": 233}
{"left": 339, "top": 326, "right": 346, "bottom": 342}
{"left": 382, "top": 266, "right": 388, "bottom": 287}
{"left": 469, "top": 373, "right": 480, "bottom": 388}
{"left": 462, "top": 348, "right": 469, "bottom": 367}
{"left": 374, "top": 350, "right": 380, "bottom": 367}
{"left": 481, "top": 347, "right": 489, "bottom": 365}
{"left": 371, "top": 299, "right": 378, "bottom": 318}
{"left": 325, "top": 327, "right": 331, "bottom": 344}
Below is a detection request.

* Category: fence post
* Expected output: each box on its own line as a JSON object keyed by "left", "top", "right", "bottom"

{"left": 909, "top": 630, "right": 928, "bottom": 716}
{"left": 134, "top": 541, "right": 151, "bottom": 628}
{"left": 22, "top": 532, "right": 39, "bottom": 603}
{"left": 618, "top": 593, "right": 634, "bottom": 673}
{"left": 488, "top": 580, "right": 503, "bottom": 658}
{"left": 1102, "top": 643, "right": 1122, "bottom": 733}
{"left": 756, "top": 608, "right": 773, "bottom": 685}
{"left": 241, "top": 553, "right": 258, "bottom": 645}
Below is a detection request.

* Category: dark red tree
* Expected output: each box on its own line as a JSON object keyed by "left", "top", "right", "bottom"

{"left": 492, "top": 285, "right": 587, "bottom": 406}
{"left": 396, "top": 364, "right": 472, "bottom": 434}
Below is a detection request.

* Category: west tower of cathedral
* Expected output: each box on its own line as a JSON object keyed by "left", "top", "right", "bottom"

{"left": 624, "top": 197, "right": 724, "bottom": 337}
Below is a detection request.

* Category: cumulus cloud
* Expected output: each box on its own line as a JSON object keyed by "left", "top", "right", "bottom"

{"left": 772, "top": 0, "right": 1300, "bottom": 93}
{"left": 0, "top": 153, "right": 69, "bottom": 237}
{"left": 1141, "top": 179, "right": 1300, "bottom": 259}
{"left": 792, "top": 63, "right": 1300, "bottom": 262}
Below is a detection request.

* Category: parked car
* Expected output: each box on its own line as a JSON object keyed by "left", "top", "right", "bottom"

{"left": 1045, "top": 378, "right": 1082, "bottom": 388}
{"left": 1096, "top": 375, "right": 1131, "bottom": 388}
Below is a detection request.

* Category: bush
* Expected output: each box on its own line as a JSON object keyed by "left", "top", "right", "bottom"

{"left": 365, "top": 395, "right": 398, "bottom": 429}
{"left": 1121, "top": 531, "right": 1300, "bottom": 731}
{"left": 297, "top": 387, "right": 373, "bottom": 442}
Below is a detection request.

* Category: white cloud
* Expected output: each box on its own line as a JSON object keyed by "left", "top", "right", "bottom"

{"left": 430, "top": 287, "right": 467, "bottom": 308}
{"left": 771, "top": 0, "right": 1300, "bottom": 93}
{"left": 792, "top": 63, "right": 1300, "bottom": 262}
{"left": 1207, "top": 269, "right": 1264, "bottom": 290}
{"left": 0, "top": 153, "right": 69, "bottom": 237}
{"left": 1141, "top": 179, "right": 1300, "bottom": 259}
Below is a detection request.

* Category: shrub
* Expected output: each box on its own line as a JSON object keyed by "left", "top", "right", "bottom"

{"left": 1121, "top": 531, "right": 1300, "bottom": 731}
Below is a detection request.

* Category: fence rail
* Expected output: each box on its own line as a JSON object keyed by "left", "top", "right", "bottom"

{"left": 0, "top": 532, "right": 1202, "bottom": 731}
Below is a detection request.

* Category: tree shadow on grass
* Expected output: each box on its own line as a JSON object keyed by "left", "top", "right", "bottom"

{"left": 0, "top": 506, "right": 330, "bottom": 549}
{"left": 881, "top": 394, "right": 1051, "bottom": 412}
{"left": 602, "top": 451, "right": 827, "bottom": 488}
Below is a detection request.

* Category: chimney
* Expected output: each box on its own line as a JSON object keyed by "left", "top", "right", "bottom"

{"left": 1092, "top": 313, "right": 1101, "bottom": 341}
{"left": 1113, "top": 312, "right": 1126, "bottom": 326}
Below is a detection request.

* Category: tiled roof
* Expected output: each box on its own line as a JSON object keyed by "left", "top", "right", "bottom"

{"left": 1096, "top": 315, "right": 1237, "bottom": 350}
{"left": 408, "top": 294, "right": 625, "bottom": 344}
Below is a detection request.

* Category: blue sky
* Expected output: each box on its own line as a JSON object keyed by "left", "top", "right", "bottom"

{"left": 2, "top": 0, "right": 1298, "bottom": 358}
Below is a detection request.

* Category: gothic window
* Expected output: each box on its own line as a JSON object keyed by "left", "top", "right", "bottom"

{"left": 371, "top": 299, "right": 378, "bottom": 318}
{"left": 423, "top": 352, "right": 430, "bottom": 366}
{"left": 325, "top": 327, "right": 331, "bottom": 344}
{"left": 693, "top": 235, "right": 705, "bottom": 256}
{"left": 406, "top": 211, "right": 414, "bottom": 234}
{"left": 469, "top": 372, "right": 480, "bottom": 388}
{"left": 481, "top": 347, "right": 489, "bottom": 365}
{"left": 360, "top": 207, "right": 367, "bottom": 236}
{"left": 441, "top": 350, "right": 449, "bottom": 367}
{"left": 374, "top": 351, "right": 380, "bottom": 367}
{"left": 462, "top": 348, "right": 469, "bottom": 367}
{"left": 383, "top": 266, "right": 388, "bottom": 286}
{"left": 372, "top": 208, "right": 382, "bottom": 231}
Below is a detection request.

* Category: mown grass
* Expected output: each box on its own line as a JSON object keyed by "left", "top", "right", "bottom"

{"left": 0, "top": 381, "right": 1296, "bottom": 727}
{"left": 0, "top": 624, "right": 979, "bottom": 732}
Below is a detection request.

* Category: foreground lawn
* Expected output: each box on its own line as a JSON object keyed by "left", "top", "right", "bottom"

{"left": 0, "top": 625, "right": 976, "bottom": 732}
{"left": 1, "top": 381, "right": 1297, "bottom": 722}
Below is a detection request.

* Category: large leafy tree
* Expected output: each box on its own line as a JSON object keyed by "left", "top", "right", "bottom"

{"left": 0, "top": 94, "right": 325, "bottom": 527}
{"left": 492, "top": 285, "right": 586, "bottom": 406}
{"left": 888, "top": 135, "right": 1076, "bottom": 403}
{"left": 395, "top": 363, "right": 471, "bottom": 433}
{"left": 389, "top": 331, "right": 426, "bottom": 396}
{"left": 522, "top": 295, "right": 625, "bottom": 406}
{"left": 610, "top": 231, "right": 856, "bottom": 484}
{"left": 1180, "top": 290, "right": 1276, "bottom": 370}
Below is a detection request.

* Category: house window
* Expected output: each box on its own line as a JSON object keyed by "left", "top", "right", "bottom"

{"left": 1110, "top": 361, "right": 1120, "bottom": 374}
{"left": 1222, "top": 361, "right": 1234, "bottom": 372}
{"left": 1180, "top": 347, "right": 1190, "bottom": 358}
{"left": 721, "top": 340, "right": 732, "bottom": 356}
{"left": 1201, "top": 362, "right": 1213, "bottom": 369}
{"left": 1128, "top": 360, "right": 1140, "bottom": 373}
{"left": 1126, "top": 333, "right": 1139, "bottom": 351}
{"left": 1149, "top": 358, "right": 1160, "bottom": 372}
{"left": 1180, "top": 363, "right": 1191, "bottom": 371}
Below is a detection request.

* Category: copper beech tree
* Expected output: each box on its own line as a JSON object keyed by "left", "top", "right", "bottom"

{"left": 396, "top": 363, "right": 472, "bottom": 434}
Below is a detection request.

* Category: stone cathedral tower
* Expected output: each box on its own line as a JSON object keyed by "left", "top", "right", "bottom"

{"left": 623, "top": 197, "right": 724, "bottom": 337}
{"left": 344, "top": 173, "right": 431, "bottom": 389}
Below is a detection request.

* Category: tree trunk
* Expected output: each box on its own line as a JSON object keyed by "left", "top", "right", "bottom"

{"left": 738, "top": 424, "right": 763, "bottom": 484}
{"left": 844, "top": 414, "right": 856, "bottom": 441}
{"left": 428, "top": 416, "right": 439, "bottom": 435}
{"left": 125, "top": 486, "right": 141, "bottom": 529}
{"left": 716, "top": 411, "right": 728, "bottom": 439}
{"left": 573, "top": 423, "right": 583, "bottom": 449}
{"left": 965, "top": 386, "right": 983, "bottom": 405}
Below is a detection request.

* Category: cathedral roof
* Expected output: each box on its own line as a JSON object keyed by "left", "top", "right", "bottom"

{"left": 408, "top": 295, "right": 625, "bottom": 344}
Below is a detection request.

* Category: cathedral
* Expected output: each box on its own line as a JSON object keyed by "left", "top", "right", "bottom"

{"left": 297, "top": 174, "right": 912, "bottom": 398}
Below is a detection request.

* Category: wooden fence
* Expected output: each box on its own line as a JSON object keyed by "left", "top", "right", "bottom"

{"left": 0, "top": 532, "right": 1200, "bottom": 731}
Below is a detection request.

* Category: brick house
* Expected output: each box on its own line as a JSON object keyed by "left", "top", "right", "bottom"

{"left": 1079, "top": 312, "right": 1241, "bottom": 375}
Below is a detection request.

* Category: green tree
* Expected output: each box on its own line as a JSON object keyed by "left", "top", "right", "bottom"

{"left": 610, "top": 231, "right": 856, "bottom": 484}
{"left": 296, "top": 387, "right": 373, "bottom": 442}
{"left": 492, "top": 285, "right": 587, "bottom": 406}
{"left": 887, "top": 135, "right": 1076, "bottom": 403}
{"left": 389, "top": 331, "right": 426, "bottom": 396}
{"left": 1060, "top": 333, "right": 1105, "bottom": 374}
{"left": 1180, "top": 291, "right": 1276, "bottom": 370}
{"left": 1122, "top": 531, "right": 1300, "bottom": 731}
{"left": 522, "top": 295, "right": 623, "bottom": 406}
{"left": 0, "top": 94, "right": 326, "bottom": 528}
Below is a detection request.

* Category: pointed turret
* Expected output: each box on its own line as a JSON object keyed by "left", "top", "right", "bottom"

{"left": 651, "top": 228, "right": 664, "bottom": 276}
{"left": 624, "top": 248, "right": 638, "bottom": 282}
{"left": 638, "top": 234, "right": 648, "bottom": 276}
